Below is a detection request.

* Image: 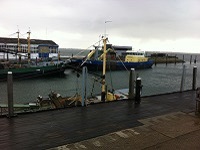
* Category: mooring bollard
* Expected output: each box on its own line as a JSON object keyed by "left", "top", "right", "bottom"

{"left": 7, "top": 71, "right": 14, "bottom": 118}
{"left": 135, "top": 77, "right": 142, "bottom": 104}
{"left": 128, "top": 68, "right": 136, "bottom": 100}
{"left": 192, "top": 66, "right": 197, "bottom": 90}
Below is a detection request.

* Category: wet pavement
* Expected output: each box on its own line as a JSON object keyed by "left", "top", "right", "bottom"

{"left": 0, "top": 91, "right": 197, "bottom": 150}
{"left": 51, "top": 112, "right": 200, "bottom": 150}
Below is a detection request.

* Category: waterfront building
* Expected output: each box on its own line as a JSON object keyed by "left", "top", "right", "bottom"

{"left": 0, "top": 37, "right": 59, "bottom": 59}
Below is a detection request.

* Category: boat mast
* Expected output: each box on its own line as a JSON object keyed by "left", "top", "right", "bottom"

{"left": 101, "top": 37, "right": 107, "bottom": 102}
{"left": 101, "top": 21, "right": 111, "bottom": 102}
{"left": 16, "top": 29, "right": 20, "bottom": 52}
{"left": 27, "top": 30, "right": 31, "bottom": 62}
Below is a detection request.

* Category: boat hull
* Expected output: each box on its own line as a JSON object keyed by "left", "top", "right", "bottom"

{"left": 69, "top": 59, "right": 154, "bottom": 71}
{"left": 0, "top": 65, "right": 66, "bottom": 81}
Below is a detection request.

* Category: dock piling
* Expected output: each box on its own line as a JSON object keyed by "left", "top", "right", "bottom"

{"left": 180, "top": 65, "right": 186, "bottom": 92}
{"left": 7, "top": 71, "right": 14, "bottom": 118}
{"left": 175, "top": 54, "right": 177, "bottom": 65}
{"left": 155, "top": 54, "right": 157, "bottom": 66}
{"left": 82, "top": 66, "right": 88, "bottom": 106}
{"left": 128, "top": 68, "right": 136, "bottom": 100}
{"left": 192, "top": 66, "right": 197, "bottom": 90}
{"left": 194, "top": 56, "right": 197, "bottom": 64}
{"left": 190, "top": 55, "right": 192, "bottom": 64}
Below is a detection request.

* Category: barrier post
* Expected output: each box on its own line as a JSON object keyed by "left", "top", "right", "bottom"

{"left": 128, "top": 68, "right": 136, "bottom": 100}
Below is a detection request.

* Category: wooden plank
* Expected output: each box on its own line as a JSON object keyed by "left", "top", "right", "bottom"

{"left": 0, "top": 91, "right": 196, "bottom": 150}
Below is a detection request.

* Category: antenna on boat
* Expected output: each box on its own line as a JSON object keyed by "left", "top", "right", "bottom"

{"left": 27, "top": 28, "right": 31, "bottom": 62}
{"left": 104, "top": 20, "right": 112, "bottom": 38}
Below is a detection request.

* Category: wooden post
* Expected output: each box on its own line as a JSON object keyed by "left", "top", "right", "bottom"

{"left": 7, "top": 71, "right": 14, "bottom": 117}
{"left": 166, "top": 54, "right": 168, "bottom": 66}
{"left": 194, "top": 55, "right": 197, "bottom": 64}
{"left": 155, "top": 53, "right": 157, "bottom": 66}
{"left": 82, "top": 66, "right": 88, "bottom": 106}
{"left": 6, "top": 51, "right": 9, "bottom": 61}
{"left": 190, "top": 55, "right": 192, "bottom": 64}
{"left": 128, "top": 68, "right": 136, "bottom": 100}
{"left": 180, "top": 65, "right": 186, "bottom": 92}
{"left": 182, "top": 55, "right": 184, "bottom": 64}
{"left": 175, "top": 54, "right": 177, "bottom": 65}
{"left": 27, "top": 30, "right": 31, "bottom": 63}
{"left": 192, "top": 66, "right": 197, "bottom": 90}
{"left": 17, "top": 29, "right": 20, "bottom": 52}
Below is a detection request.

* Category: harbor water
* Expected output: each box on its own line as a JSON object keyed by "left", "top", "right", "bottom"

{"left": 0, "top": 50, "right": 200, "bottom": 104}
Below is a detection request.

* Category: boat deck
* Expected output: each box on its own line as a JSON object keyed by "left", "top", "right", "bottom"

{"left": 0, "top": 90, "right": 196, "bottom": 150}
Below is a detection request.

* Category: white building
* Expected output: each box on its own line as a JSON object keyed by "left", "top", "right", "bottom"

{"left": 0, "top": 37, "right": 59, "bottom": 60}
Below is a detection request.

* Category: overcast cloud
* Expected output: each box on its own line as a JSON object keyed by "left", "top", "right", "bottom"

{"left": 0, "top": 0, "right": 200, "bottom": 52}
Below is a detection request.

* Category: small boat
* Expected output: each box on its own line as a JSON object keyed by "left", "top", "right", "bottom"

{"left": 69, "top": 46, "right": 154, "bottom": 71}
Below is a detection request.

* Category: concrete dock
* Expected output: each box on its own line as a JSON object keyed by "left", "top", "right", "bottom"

{"left": 0, "top": 90, "right": 199, "bottom": 150}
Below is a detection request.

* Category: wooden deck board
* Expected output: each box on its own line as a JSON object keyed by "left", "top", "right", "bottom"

{"left": 0, "top": 91, "right": 196, "bottom": 150}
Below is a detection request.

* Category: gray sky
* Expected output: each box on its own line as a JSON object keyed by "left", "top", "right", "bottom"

{"left": 0, "top": 0, "right": 200, "bottom": 52}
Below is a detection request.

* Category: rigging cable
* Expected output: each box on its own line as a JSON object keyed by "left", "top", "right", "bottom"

{"left": 108, "top": 42, "right": 129, "bottom": 73}
{"left": 90, "top": 76, "right": 98, "bottom": 97}
{"left": 80, "top": 39, "right": 103, "bottom": 67}
{"left": 72, "top": 38, "right": 103, "bottom": 59}
{"left": 116, "top": 55, "right": 129, "bottom": 72}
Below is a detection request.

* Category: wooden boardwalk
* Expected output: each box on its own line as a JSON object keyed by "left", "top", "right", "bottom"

{"left": 0, "top": 91, "right": 196, "bottom": 150}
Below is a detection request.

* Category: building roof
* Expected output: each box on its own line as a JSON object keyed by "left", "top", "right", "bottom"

{"left": 112, "top": 45, "right": 132, "bottom": 51}
{"left": 0, "top": 37, "right": 58, "bottom": 46}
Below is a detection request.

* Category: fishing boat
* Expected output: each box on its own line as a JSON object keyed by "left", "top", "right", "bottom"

{"left": 69, "top": 44, "right": 154, "bottom": 71}
{"left": 0, "top": 60, "right": 67, "bottom": 81}
{"left": 0, "top": 37, "right": 130, "bottom": 115}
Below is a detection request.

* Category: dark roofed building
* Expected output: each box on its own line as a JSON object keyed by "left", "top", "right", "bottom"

{"left": 112, "top": 45, "right": 132, "bottom": 56}
{"left": 0, "top": 37, "right": 57, "bottom": 45}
